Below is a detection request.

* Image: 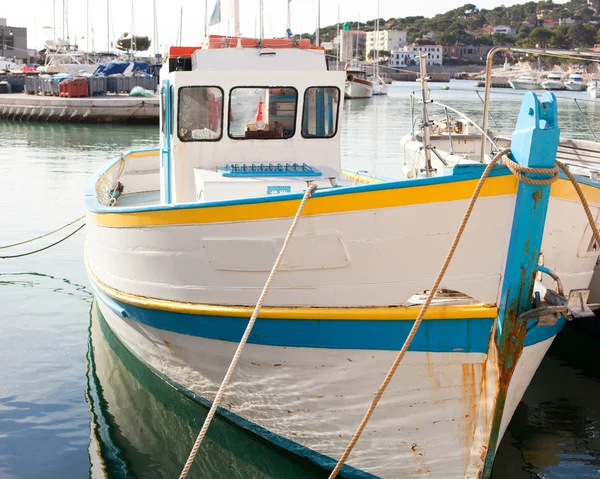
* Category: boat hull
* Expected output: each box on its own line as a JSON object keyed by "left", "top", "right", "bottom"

{"left": 541, "top": 81, "right": 564, "bottom": 90}
{"left": 372, "top": 81, "right": 388, "bottom": 96}
{"left": 509, "top": 81, "right": 539, "bottom": 90}
{"left": 345, "top": 79, "right": 373, "bottom": 98}
{"left": 94, "top": 292, "right": 563, "bottom": 479}
{"left": 589, "top": 88, "right": 600, "bottom": 99}
{"left": 565, "top": 83, "right": 587, "bottom": 92}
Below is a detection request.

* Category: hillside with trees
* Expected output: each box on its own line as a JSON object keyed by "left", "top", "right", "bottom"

{"left": 302, "top": 0, "right": 600, "bottom": 50}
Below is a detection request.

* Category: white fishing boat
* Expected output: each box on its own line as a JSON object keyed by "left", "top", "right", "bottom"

{"left": 588, "top": 79, "right": 600, "bottom": 99}
{"left": 509, "top": 76, "right": 540, "bottom": 90}
{"left": 564, "top": 72, "right": 587, "bottom": 91}
{"left": 541, "top": 72, "right": 564, "bottom": 90}
{"left": 86, "top": 35, "right": 600, "bottom": 479}
{"left": 345, "top": 61, "right": 373, "bottom": 98}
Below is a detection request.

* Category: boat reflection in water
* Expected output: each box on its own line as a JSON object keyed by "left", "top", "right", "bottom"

{"left": 86, "top": 302, "right": 329, "bottom": 479}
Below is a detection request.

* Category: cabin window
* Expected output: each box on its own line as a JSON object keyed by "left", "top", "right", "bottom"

{"left": 160, "top": 85, "right": 167, "bottom": 136}
{"left": 177, "top": 86, "right": 223, "bottom": 142}
{"left": 302, "top": 87, "right": 340, "bottom": 139}
{"left": 228, "top": 87, "right": 297, "bottom": 140}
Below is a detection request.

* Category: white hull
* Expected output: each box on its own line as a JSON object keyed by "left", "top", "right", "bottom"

{"left": 589, "top": 88, "right": 600, "bottom": 99}
{"left": 372, "top": 80, "right": 388, "bottom": 95}
{"left": 541, "top": 80, "right": 564, "bottom": 90}
{"left": 565, "top": 83, "right": 587, "bottom": 92}
{"left": 344, "top": 80, "right": 373, "bottom": 98}
{"left": 97, "top": 298, "right": 557, "bottom": 479}
{"left": 509, "top": 81, "right": 539, "bottom": 90}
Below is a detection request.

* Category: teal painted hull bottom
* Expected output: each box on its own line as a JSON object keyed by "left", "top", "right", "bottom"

{"left": 92, "top": 291, "right": 566, "bottom": 479}
{"left": 87, "top": 301, "right": 335, "bottom": 479}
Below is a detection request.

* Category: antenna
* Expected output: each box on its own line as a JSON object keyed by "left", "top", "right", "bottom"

{"left": 106, "top": 0, "right": 109, "bottom": 51}
{"left": 179, "top": 6, "right": 183, "bottom": 46}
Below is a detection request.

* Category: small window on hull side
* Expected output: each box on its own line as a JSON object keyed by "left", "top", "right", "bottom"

{"left": 178, "top": 86, "right": 224, "bottom": 142}
{"left": 301, "top": 87, "right": 340, "bottom": 139}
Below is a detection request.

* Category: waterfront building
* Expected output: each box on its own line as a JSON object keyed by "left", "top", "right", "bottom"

{"left": 0, "top": 18, "right": 27, "bottom": 61}
{"left": 492, "top": 25, "right": 516, "bottom": 35}
{"left": 365, "top": 30, "right": 406, "bottom": 59}
{"left": 390, "top": 44, "right": 443, "bottom": 67}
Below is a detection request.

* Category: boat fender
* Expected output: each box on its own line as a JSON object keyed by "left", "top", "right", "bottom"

{"left": 346, "top": 73, "right": 354, "bottom": 82}
{"left": 402, "top": 165, "right": 415, "bottom": 179}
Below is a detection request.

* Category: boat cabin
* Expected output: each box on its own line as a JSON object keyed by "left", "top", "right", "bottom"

{"left": 159, "top": 37, "right": 345, "bottom": 205}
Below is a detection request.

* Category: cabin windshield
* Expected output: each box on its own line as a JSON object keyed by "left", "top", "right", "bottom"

{"left": 228, "top": 87, "right": 297, "bottom": 139}
{"left": 178, "top": 86, "right": 223, "bottom": 141}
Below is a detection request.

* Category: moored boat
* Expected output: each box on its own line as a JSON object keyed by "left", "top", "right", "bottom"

{"left": 344, "top": 61, "right": 373, "bottom": 98}
{"left": 85, "top": 35, "right": 600, "bottom": 479}
{"left": 564, "top": 72, "right": 587, "bottom": 91}
{"left": 509, "top": 76, "right": 540, "bottom": 90}
{"left": 541, "top": 72, "right": 564, "bottom": 90}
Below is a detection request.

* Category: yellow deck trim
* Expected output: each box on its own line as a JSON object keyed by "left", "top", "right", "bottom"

{"left": 551, "top": 178, "right": 600, "bottom": 206}
{"left": 88, "top": 174, "right": 518, "bottom": 227}
{"left": 87, "top": 261, "right": 498, "bottom": 320}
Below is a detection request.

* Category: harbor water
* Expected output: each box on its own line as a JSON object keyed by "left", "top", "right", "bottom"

{"left": 1, "top": 81, "right": 600, "bottom": 478}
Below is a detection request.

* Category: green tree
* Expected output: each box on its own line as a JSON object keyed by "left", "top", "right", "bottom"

{"left": 528, "top": 26, "right": 555, "bottom": 47}
{"left": 116, "top": 34, "right": 151, "bottom": 53}
{"left": 567, "top": 23, "right": 597, "bottom": 47}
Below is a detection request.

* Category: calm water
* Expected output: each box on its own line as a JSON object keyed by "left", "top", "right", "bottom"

{"left": 1, "top": 81, "right": 600, "bottom": 479}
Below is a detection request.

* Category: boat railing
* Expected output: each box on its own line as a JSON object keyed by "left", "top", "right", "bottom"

{"left": 482, "top": 46, "right": 600, "bottom": 161}
{"left": 408, "top": 91, "right": 501, "bottom": 158}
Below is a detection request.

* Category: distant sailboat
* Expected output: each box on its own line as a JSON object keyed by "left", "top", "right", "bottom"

{"left": 371, "top": 0, "right": 387, "bottom": 95}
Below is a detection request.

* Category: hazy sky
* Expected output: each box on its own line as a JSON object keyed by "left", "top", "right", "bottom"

{"left": 2, "top": 0, "right": 564, "bottom": 53}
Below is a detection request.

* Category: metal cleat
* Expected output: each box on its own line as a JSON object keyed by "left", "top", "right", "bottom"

{"left": 519, "top": 304, "right": 567, "bottom": 326}
{"left": 567, "top": 289, "right": 595, "bottom": 319}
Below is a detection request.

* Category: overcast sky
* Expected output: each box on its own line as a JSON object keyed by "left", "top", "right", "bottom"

{"left": 2, "top": 0, "right": 566, "bottom": 53}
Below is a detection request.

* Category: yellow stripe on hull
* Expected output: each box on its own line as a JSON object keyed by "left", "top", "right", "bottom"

{"left": 87, "top": 261, "right": 498, "bottom": 321}
{"left": 88, "top": 175, "right": 518, "bottom": 228}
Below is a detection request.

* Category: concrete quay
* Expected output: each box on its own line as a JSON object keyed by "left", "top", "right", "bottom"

{"left": 0, "top": 93, "right": 159, "bottom": 124}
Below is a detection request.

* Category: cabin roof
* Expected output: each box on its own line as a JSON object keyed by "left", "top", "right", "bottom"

{"left": 190, "top": 47, "right": 327, "bottom": 72}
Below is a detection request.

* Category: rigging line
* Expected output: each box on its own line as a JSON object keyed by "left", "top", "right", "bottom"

{"left": 0, "top": 215, "right": 85, "bottom": 249}
{"left": 1, "top": 224, "right": 85, "bottom": 259}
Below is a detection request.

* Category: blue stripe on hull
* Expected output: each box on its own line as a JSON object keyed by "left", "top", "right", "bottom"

{"left": 93, "top": 300, "right": 379, "bottom": 479}
{"left": 93, "top": 287, "right": 495, "bottom": 353}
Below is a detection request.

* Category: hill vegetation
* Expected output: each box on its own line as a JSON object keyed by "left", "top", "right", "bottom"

{"left": 302, "top": 0, "right": 600, "bottom": 50}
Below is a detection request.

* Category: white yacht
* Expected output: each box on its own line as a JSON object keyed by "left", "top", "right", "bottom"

{"left": 509, "top": 76, "right": 540, "bottom": 90}
{"left": 564, "top": 72, "right": 587, "bottom": 91}
{"left": 589, "top": 79, "right": 600, "bottom": 99}
{"left": 541, "top": 72, "right": 564, "bottom": 90}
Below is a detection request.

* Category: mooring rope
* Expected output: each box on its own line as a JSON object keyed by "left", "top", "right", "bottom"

{"left": 179, "top": 182, "right": 318, "bottom": 479}
{"left": 327, "top": 148, "right": 563, "bottom": 478}
{"left": 0, "top": 223, "right": 86, "bottom": 259}
{"left": 0, "top": 215, "right": 85, "bottom": 249}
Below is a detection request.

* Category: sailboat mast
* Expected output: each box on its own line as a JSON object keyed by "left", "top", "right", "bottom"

{"left": 86, "top": 0, "right": 89, "bottom": 53}
{"left": 286, "top": 0, "right": 291, "bottom": 38}
{"left": 106, "top": 0, "right": 109, "bottom": 51}
{"left": 179, "top": 6, "right": 183, "bottom": 46}
{"left": 234, "top": 0, "right": 241, "bottom": 45}
{"left": 316, "top": 0, "right": 320, "bottom": 46}
{"left": 204, "top": 0, "right": 208, "bottom": 38}
{"left": 258, "top": 0, "right": 263, "bottom": 40}
{"left": 336, "top": 6, "right": 340, "bottom": 67}
{"left": 375, "top": 0, "right": 379, "bottom": 77}
{"left": 153, "top": 0, "right": 157, "bottom": 57}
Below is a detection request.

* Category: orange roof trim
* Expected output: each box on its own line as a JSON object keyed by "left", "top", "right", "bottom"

{"left": 168, "top": 35, "right": 320, "bottom": 58}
